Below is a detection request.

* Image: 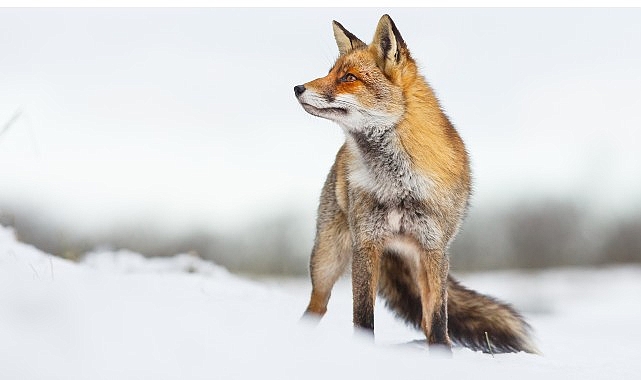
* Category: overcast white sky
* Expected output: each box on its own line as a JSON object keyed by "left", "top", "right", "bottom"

{"left": 1, "top": 8, "right": 640, "bottom": 234}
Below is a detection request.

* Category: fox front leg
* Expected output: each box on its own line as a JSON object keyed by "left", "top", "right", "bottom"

{"left": 304, "top": 214, "right": 351, "bottom": 318}
{"left": 417, "top": 249, "right": 452, "bottom": 351}
{"left": 351, "top": 241, "right": 382, "bottom": 334}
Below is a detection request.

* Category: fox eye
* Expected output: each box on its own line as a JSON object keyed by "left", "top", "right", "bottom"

{"left": 340, "top": 73, "right": 358, "bottom": 83}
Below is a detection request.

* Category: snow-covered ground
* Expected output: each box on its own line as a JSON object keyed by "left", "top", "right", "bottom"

{"left": 1, "top": 225, "right": 640, "bottom": 379}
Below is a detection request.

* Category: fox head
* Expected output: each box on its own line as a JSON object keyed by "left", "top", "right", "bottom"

{"left": 294, "top": 15, "right": 420, "bottom": 133}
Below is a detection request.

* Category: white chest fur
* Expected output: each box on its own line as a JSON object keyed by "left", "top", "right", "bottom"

{"left": 346, "top": 138, "right": 432, "bottom": 203}
{"left": 387, "top": 209, "right": 403, "bottom": 233}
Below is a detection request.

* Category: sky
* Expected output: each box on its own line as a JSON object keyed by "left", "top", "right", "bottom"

{"left": 1, "top": 8, "right": 640, "bottom": 235}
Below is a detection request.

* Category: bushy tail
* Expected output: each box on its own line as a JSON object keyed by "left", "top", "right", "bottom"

{"left": 378, "top": 254, "right": 539, "bottom": 354}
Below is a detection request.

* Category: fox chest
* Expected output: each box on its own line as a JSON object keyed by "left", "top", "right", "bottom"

{"left": 383, "top": 205, "right": 439, "bottom": 238}
{"left": 350, "top": 198, "right": 445, "bottom": 251}
{"left": 347, "top": 172, "right": 442, "bottom": 244}
{"left": 348, "top": 160, "right": 432, "bottom": 205}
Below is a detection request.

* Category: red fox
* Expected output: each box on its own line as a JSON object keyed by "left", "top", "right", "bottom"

{"left": 294, "top": 14, "right": 538, "bottom": 354}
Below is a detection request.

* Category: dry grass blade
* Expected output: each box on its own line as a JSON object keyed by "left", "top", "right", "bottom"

{"left": 485, "top": 331, "right": 495, "bottom": 357}
{"left": 0, "top": 109, "right": 23, "bottom": 140}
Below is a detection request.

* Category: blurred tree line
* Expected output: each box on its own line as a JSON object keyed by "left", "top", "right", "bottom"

{"left": 1, "top": 198, "right": 640, "bottom": 276}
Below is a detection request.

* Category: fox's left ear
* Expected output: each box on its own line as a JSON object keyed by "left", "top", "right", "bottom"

{"left": 333, "top": 20, "right": 366, "bottom": 56}
{"left": 371, "top": 14, "right": 409, "bottom": 74}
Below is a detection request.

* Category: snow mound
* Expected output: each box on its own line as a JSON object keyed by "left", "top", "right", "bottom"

{"left": 82, "top": 249, "right": 231, "bottom": 276}
{"left": 1, "top": 225, "right": 640, "bottom": 380}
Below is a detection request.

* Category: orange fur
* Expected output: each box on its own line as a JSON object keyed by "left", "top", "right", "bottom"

{"left": 396, "top": 71, "right": 470, "bottom": 187}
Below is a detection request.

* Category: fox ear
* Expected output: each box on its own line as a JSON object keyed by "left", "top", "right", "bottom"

{"left": 332, "top": 20, "right": 366, "bottom": 56}
{"left": 371, "top": 14, "right": 408, "bottom": 72}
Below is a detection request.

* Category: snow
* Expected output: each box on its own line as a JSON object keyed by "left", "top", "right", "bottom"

{"left": 1, "top": 225, "right": 640, "bottom": 379}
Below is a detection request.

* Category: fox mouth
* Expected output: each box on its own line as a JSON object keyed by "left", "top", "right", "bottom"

{"left": 300, "top": 102, "right": 348, "bottom": 118}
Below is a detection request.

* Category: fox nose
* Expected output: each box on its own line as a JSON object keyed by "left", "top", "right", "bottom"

{"left": 294, "top": 85, "right": 306, "bottom": 97}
